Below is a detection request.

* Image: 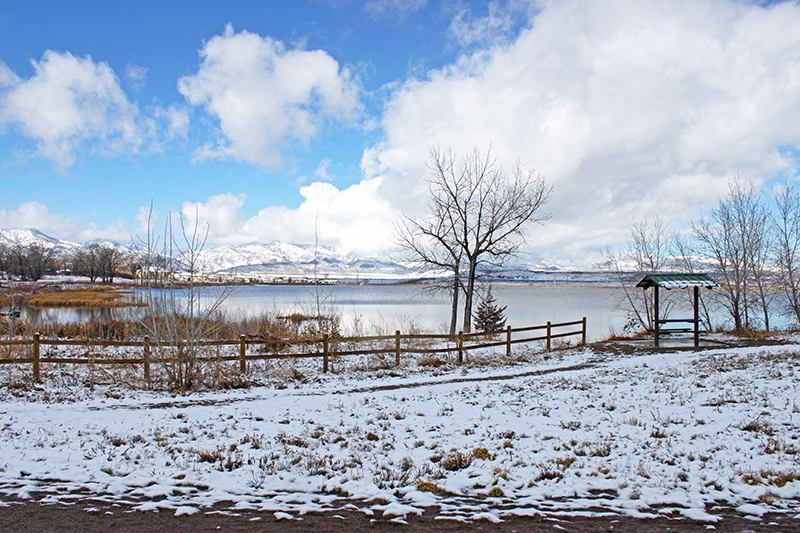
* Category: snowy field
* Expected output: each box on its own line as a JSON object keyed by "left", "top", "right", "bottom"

{"left": 0, "top": 341, "right": 799, "bottom": 524}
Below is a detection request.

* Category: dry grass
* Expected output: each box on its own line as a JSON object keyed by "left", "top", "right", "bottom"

{"left": 40, "top": 319, "right": 132, "bottom": 340}
{"left": 25, "top": 288, "right": 147, "bottom": 309}
{"left": 742, "top": 469, "right": 800, "bottom": 487}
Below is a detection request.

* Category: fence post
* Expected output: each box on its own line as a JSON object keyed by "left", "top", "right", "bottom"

{"left": 506, "top": 326, "right": 512, "bottom": 357}
{"left": 395, "top": 330, "right": 401, "bottom": 367}
{"left": 32, "top": 332, "right": 40, "bottom": 382}
{"left": 239, "top": 334, "right": 247, "bottom": 375}
{"left": 457, "top": 331, "right": 464, "bottom": 364}
{"left": 323, "top": 333, "right": 329, "bottom": 373}
{"left": 143, "top": 335, "right": 151, "bottom": 385}
{"left": 581, "top": 317, "right": 587, "bottom": 345}
{"left": 546, "top": 321, "right": 551, "bottom": 352}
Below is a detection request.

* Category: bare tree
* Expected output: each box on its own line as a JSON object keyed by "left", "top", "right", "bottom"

{"left": 72, "top": 244, "right": 101, "bottom": 282}
{"left": 395, "top": 201, "right": 463, "bottom": 335}
{"left": 5, "top": 243, "right": 56, "bottom": 281}
{"left": 0, "top": 244, "right": 9, "bottom": 280}
{"left": 97, "top": 244, "right": 126, "bottom": 283}
{"left": 135, "top": 206, "right": 234, "bottom": 392}
{"left": 746, "top": 204, "right": 776, "bottom": 331}
{"left": 672, "top": 234, "right": 714, "bottom": 331}
{"left": 397, "top": 145, "right": 551, "bottom": 333}
{"left": 692, "top": 177, "right": 771, "bottom": 331}
{"left": 772, "top": 184, "right": 800, "bottom": 326}
{"left": 603, "top": 217, "right": 675, "bottom": 332}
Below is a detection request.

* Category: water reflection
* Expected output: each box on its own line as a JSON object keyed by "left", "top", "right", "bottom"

{"left": 0, "top": 302, "right": 129, "bottom": 324}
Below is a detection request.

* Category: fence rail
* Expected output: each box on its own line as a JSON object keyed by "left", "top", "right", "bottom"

{"left": 0, "top": 317, "right": 586, "bottom": 382}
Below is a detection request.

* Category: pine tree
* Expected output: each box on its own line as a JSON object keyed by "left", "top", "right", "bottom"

{"left": 473, "top": 287, "right": 507, "bottom": 333}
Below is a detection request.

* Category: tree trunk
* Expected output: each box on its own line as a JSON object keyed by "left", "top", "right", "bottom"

{"left": 449, "top": 271, "right": 459, "bottom": 336}
{"left": 462, "top": 258, "right": 478, "bottom": 333}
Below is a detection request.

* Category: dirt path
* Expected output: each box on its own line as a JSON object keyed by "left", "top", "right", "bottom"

{"left": 89, "top": 361, "right": 598, "bottom": 411}
{"left": 1, "top": 496, "right": 798, "bottom": 532}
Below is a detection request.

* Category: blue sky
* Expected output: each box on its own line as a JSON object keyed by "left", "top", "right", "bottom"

{"left": 2, "top": 0, "right": 800, "bottom": 267}
{"left": 0, "top": 1, "right": 459, "bottom": 224}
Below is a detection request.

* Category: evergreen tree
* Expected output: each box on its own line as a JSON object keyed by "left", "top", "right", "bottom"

{"left": 473, "top": 287, "right": 507, "bottom": 333}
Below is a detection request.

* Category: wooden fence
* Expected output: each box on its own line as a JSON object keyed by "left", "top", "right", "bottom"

{"left": 0, "top": 318, "right": 586, "bottom": 382}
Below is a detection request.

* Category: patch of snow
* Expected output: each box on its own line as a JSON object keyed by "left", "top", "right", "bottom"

{"left": 0, "top": 343, "right": 798, "bottom": 522}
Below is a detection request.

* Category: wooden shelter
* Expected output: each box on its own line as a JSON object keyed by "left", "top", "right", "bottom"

{"left": 636, "top": 273, "right": 718, "bottom": 347}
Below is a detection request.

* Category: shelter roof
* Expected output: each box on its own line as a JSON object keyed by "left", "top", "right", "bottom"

{"left": 635, "top": 273, "right": 718, "bottom": 290}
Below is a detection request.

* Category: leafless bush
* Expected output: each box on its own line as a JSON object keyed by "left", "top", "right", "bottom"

{"left": 440, "top": 451, "right": 473, "bottom": 471}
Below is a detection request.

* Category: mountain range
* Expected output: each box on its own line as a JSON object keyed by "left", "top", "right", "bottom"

{"left": 0, "top": 228, "right": 617, "bottom": 284}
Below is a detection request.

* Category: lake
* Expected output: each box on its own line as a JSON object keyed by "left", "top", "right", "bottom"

{"left": 3, "top": 284, "right": 628, "bottom": 342}
{"left": 7, "top": 283, "right": 794, "bottom": 342}
{"left": 194, "top": 284, "right": 626, "bottom": 341}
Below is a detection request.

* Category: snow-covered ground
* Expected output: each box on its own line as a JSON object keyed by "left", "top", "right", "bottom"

{"left": 0, "top": 342, "right": 799, "bottom": 523}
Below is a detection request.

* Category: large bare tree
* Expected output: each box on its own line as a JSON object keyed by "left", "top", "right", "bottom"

{"left": 397, "top": 145, "right": 551, "bottom": 333}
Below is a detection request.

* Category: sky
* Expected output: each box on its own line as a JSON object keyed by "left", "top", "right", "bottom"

{"left": 1, "top": 0, "right": 800, "bottom": 268}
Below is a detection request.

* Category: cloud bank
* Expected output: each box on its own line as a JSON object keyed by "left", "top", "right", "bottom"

{"left": 179, "top": 178, "right": 396, "bottom": 256}
{"left": 0, "top": 202, "right": 129, "bottom": 243}
{"left": 364, "top": 0, "right": 800, "bottom": 265}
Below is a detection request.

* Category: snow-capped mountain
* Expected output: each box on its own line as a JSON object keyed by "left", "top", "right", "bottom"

{"left": 0, "top": 228, "right": 618, "bottom": 284}
{"left": 195, "top": 242, "right": 419, "bottom": 281}
{"left": 195, "top": 242, "right": 347, "bottom": 272}
{"left": 0, "top": 228, "right": 81, "bottom": 255}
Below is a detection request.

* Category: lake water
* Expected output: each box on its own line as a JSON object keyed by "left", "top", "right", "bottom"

{"left": 203, "top": 284, "right": 626, "bottom": 341}
{"left": 3, "top": 284, "right": 627, "bottom": 342}
{"left": 7, "top": 283, "right": 794, "bottom": 342}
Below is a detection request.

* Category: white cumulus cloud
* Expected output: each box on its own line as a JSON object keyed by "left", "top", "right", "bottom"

{"left": 178, "top": 24, "right": 362, "bottom": 168}
{"left": 364, "top": 0, "right": 800, "bottom": 266}
{"left": 0, "top": 51, "right": 142, "bottom": 169}
{"left": 177, "top": 178, "right": 396, "bottom": 256}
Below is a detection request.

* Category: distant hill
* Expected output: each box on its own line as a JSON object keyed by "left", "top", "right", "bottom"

{"left": 0, "top": 228, "right": 620, "bottom": 284}
{"left": 0, "top": 228, "right": 81, "bottom": 255}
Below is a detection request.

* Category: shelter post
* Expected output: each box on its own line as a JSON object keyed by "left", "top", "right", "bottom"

{"left": 654, "top": 285, "right": 660, "bottom": 347}
{"left": 693, "top": 286, "right": 700, "bottom": 347}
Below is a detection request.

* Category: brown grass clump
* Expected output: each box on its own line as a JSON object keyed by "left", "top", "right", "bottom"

{"left": 472, "top": 447, "right": 494, "bottom": 460}
{"left": 416, "top": 481, "right": 455, "bottom": 497}
{"left": 418, "top": 356, "right": 448, "bottom": 367}
{"left": 0, "top": 316, "right": 28, "bottom": 337}
{"left": 733, "top": 328, "right": 773, "bottom": 340}
{"left": 440, "top": 451, "right": 473, "bottom": 471}
{"left": 216, "top": 313, "right": 295, "bottom": 343}
{"left": 25, "top": 288, "right": 146, "bottom": 309}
